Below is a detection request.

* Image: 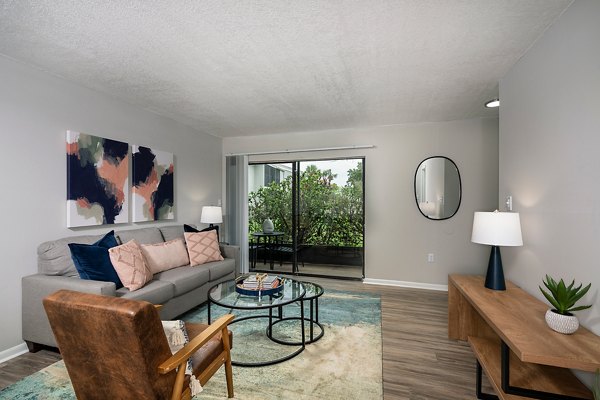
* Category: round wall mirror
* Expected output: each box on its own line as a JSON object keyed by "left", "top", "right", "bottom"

{"left": 414, "top": 156, "right": 461, "bottom": 220}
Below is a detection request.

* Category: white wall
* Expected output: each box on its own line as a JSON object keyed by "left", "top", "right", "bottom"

{"left": 499, "top": 0, "right": 600, "bottom": 335}
{"left": 0, "top": 56, "right": 222, "bottom": 354}
{"left": 224, "top": 117, "right": 499, "bottom": 285}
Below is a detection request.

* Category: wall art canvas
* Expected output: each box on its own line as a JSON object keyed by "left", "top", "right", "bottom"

{"left": 132, "top": 145, "right": 174, "bottom": 222}
{"left": 66, "top": 131, "right": 129, "bottom": 227}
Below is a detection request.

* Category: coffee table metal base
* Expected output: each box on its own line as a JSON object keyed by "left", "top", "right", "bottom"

{"left": 209, "top": 302, "right": 306, "bottom": 367}
{"left": 269, "top": 282, "right": 325, "bottom": 345}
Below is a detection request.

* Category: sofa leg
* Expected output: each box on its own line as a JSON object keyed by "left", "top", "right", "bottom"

{"left": 25, "top": 340, "right": 43, "bottom": 353}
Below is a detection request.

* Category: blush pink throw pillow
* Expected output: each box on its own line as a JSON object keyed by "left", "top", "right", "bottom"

{"left": 108, "top": 240, "right": 152, "bottom": 291}
{"left": 184, "top": 231, "right": 224, "bottom": 266}
{"left": 140, "top": 238, "right": 190, "bottom": 274}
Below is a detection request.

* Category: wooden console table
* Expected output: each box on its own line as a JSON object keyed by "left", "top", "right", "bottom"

{"left": 448, "top": 275, "right": 598, "bottom": 400}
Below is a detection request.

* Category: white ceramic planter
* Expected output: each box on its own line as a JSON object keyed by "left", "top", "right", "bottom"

{"left": 262, "top": 218, "right": 274, "bottom": 233}
{"left": 545, "top": 309, "right": 579, "bottom": 334}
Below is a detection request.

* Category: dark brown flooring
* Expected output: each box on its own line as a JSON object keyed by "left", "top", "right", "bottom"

{"left": 0, "top": 277, "right": 490, "bottom": 398}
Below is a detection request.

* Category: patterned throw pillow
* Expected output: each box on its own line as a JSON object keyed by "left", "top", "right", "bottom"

{"left": 161, "top": 320, "right": 193, "bottom": 375}
{"left": 184, "top": 231, "right": 224, "bottom": 266}
{"left": 108, "top": 240, "right": 152, "bottom": 291}
{"left": 140, "top": 238, "right": 190, "bottom": 274}
{"left": 161, "top": 320, "right": 202, "bottom": 395}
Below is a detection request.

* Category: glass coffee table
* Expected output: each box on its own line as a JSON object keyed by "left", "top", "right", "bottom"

{"left": 207, "top": 276, "right": 306, "bottom": 367}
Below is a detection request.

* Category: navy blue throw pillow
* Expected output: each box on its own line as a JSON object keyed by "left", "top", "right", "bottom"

{"left": 184, "top": 223, "right": 219, "bottom": 241}
{"left": 184, "top": 224, "right": 217, "bottom": 233}
{"left": 68, "top": 230, "right": 123, "bottom": 289}
{"left": 183, "top": 224, "right": 199, "bottom": 233}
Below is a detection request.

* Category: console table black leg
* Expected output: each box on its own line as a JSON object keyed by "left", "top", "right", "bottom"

{"left": 499, "top": 340, "right": 588, "bottom": 400}
{"left": 501, "top": 340, "right": 510, "bottom": 393}
{"left": 476, "top": 361, "right": 499, "bottom": 400}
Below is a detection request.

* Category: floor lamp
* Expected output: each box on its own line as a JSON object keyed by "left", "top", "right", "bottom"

{"left": 471, "top": 211, "right": 523, "bottom": 291}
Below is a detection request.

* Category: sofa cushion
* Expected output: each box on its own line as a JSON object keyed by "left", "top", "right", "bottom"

{"left": 38, "top": 233, "right": 107, "bottom": 277}
{"left": 154, "top": 266, "right": 210, "bottom": 297}
{"left": 116, "top": 279, "right": 174, "bottom": 304}
{"left": 141, "top": 238, "right": 189, "bottom": 274}
{"left": 207, "top": 259, "right": 236, "bottom": 282}
{"left": 184, "top": 231, "right": 224, "bottom": 266}
{"left": 109, "top": 240, "right": 153, "bottom": 291}
{"left": 116, "top": 227, "right": 163, "bottom": 245}
{"left": 68, "top": 231, "right": 123, "bottom": 289}
{"left": 160, "top": 225, "right": 192, "bottom": 242}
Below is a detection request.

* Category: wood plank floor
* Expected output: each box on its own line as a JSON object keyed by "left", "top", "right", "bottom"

{"left": 0, "top": 277, "right": 490, "bottom": 398}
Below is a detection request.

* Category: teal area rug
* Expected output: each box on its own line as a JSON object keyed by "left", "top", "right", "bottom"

{"left": 0, "top": 289, "right": 382, "bottom": 399}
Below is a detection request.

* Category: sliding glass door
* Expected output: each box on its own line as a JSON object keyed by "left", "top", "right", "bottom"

{"left": 247, "top": 158, "right": 364, "bottom": 279}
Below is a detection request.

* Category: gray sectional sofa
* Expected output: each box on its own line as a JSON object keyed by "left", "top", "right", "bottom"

{"left": 22, "top": 225, "right": 239, "bottom": 351}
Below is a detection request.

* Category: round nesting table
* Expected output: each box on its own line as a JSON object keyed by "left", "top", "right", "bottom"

{"left": 207, "top": 276, "right": 306, "bottom": 367}
{"left": 269, "top": 281, "right": 324, "bottom": 345}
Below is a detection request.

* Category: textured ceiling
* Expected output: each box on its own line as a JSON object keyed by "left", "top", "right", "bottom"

{"left": 0, "top": 1, "right": 571, "bottom": 138}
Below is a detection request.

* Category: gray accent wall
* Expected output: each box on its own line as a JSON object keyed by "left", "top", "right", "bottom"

{"left": 223, "top": 118, "right": 499, "bottom": 286}
{"left": 0, "top": 56, "right": 222, "bottom": 354}
{"left": 499, "top": 0, "right": 599, "bottom": 337}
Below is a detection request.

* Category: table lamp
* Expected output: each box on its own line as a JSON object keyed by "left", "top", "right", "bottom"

{"left": 201, "top": 206, "right": 223, "bottom": 237}
{"left": 471, "top": 210, "right": 523, "bottom": 290}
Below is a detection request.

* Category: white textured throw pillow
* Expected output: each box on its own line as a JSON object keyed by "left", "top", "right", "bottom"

{"left": 141, "top": 238, "right": 190, "bottom": 274}
{"left": 161, "top": 320, "right": 203, "bottom": 395}
{"left": 161, "top": 320, "right": 193, "bottom": 375}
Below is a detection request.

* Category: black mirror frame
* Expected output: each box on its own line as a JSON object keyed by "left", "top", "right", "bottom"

{"left": 413, "top": 156, "right": 462, "bottom": 221}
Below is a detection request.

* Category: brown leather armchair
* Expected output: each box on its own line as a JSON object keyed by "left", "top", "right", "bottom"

{"left": 43, "top": 290, "right": 234, "bottom": 400}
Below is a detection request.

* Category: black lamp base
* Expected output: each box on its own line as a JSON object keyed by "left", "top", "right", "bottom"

{"left": 484, "top": 246, "right": 506, "bottom": 291}
{"left": 208, "top": 224, "right": 220, "bottom": 242}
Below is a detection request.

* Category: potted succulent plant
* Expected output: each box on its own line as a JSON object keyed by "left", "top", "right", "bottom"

{"left": 539, "top": 275, "right": 592, "bottom": 334}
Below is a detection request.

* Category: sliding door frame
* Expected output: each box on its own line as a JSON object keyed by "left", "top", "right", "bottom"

{"left": 248, "top": 156, "right": 365, "bottom": 280}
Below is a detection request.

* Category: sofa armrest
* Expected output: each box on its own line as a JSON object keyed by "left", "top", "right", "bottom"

{"left": 22, "top": 274, "right": 116, "bottom": 348}
{"left": 219, "top": 244, "right": 240, "bottom": 276}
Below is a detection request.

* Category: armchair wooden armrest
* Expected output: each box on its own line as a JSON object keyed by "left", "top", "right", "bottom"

{"left": 158, "top": 314, "right": 235, "bottom": 400}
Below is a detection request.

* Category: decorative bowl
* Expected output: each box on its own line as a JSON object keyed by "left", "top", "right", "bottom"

{"left": 235, "top": 276, "right": 283, "bottom": 297}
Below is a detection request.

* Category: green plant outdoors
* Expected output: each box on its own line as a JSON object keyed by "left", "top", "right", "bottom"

{"left": 539, "top": 275, "right": 592, "bottom": 316}
{"left": 248, "top": 162, "right": 363, "bottom": 248}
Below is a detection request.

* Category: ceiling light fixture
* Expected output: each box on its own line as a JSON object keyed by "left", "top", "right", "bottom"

{"left": 485, "top": 98, "right": 500, "bottom": 108}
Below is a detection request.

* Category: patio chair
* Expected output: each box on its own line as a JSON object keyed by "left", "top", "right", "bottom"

{"left": 274, "top": 242, "right": 305, "bottom": 268}
{"left": 43, "top": 289, "right": 234, "bottom": 400}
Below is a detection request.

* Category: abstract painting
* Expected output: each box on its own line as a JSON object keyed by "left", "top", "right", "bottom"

{"left": 132, "top": 145, "right": 174, "bottom": 222}
{"left": 66, "top": 131, "right": 129, "bottom": 227}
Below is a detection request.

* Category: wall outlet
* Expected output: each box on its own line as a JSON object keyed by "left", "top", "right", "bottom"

{"left": 427, "top": 253, "right": 435, "bottom": 263}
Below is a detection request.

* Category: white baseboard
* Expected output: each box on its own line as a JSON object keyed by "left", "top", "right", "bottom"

{"left": 363, "top": 278, "right": 448, "bottom": 292}
{"left": 0, "top": 342, "right": 28, "bottom": 364}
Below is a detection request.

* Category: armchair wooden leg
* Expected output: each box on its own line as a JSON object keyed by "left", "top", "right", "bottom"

{"left": 171, "top": 364, "right": 188, "bottom": 400}
{"left": 221, "top": 327, "right": 234, "bottom": 398}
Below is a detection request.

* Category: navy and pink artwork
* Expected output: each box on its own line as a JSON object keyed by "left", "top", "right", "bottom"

{"left": 132, "top": 145, "right": 174, "bottom": 222}
{"left": 66, "top": 131, "right": 129, "bottom": 227}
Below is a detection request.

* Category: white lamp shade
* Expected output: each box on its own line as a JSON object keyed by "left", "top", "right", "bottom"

{"left": 200, "top": 206, "right": 223, "bottom": 224}
{"left": 471, "top": 211, "right": 523, "bottom": 246}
